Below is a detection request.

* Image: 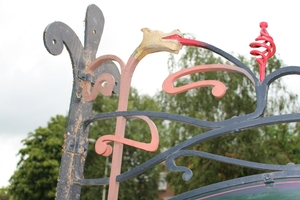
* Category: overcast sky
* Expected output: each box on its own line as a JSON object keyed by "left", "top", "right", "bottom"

{"left": 1, "top": 0, "right": 300, "bottom": 187}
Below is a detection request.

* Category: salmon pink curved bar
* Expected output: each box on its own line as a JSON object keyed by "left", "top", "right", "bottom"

{"left": 87, "top": 54, "right": 126, "bottom": 73}
{"left": 84, "top": 73, "right": 116, "bottom": 101}
{"left": 82, "top": 54, "right": 125, "bottom": 101}
{"left": 163, "top": 64, "right": 255, "bottom": 98}
{"left": 95, "top": 116, "right": 159, "bottom": 156}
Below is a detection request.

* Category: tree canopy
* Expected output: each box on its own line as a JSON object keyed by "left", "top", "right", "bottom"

{"left": 9, "top": 115, "right": 66, "bottom": 200}
{"left": 0, "top": 186, "right": 10, "bottom": 200}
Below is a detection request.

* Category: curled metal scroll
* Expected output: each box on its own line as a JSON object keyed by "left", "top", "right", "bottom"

{"left": 163, "top": 64, "right": 255, "bottom": 98}
{"left": 95, "top": 116, "right": 159, "bottom": 156}
{"left": 44, "top": 5, "right": 120, "bottom": 99}
{"left": 83, "top": 55, "right": 123, "bottom": 101}
{"left": 165, "top": 150, "right": 300, "bottom": 182}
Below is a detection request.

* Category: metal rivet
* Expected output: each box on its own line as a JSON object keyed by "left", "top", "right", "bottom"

{"left": 70, "top": 141, "right": 74, "bottom": 147}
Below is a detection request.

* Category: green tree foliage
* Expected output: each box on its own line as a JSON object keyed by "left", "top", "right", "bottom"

{"left": 0, "top": 186, "right": 10, "bottom": 200}
{"left": 157, "top": 46, "right": 300, "bottom": 194}
{"left": 9, "top": 88, "right": 163, "bottom": 200}
{"left": 9, "top": 115, "right": 67, "bottom": 200}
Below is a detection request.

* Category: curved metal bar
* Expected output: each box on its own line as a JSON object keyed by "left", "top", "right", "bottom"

{"left": 165, "top": 150, "right": 300, "bottom": 181}
{"left": 170, "top": 171, "right": 300, "bottom": 200}
{"left": 85, "top": 106, "right": 300, "bottom": 134}
{"left": 253, "top": 66, "right": 300, "bottom": 118}
{"left": 116, "top": 112, "right": 300, "bottom": 182}
{"left": 83, "top": 55, "right": 123, "bottom": 101}
{"left": 43, "top": 4, "right": 105, "bottom": 73}
{"left": 84, "top": 73, "right": 116, "bottom": 100}
{"left": 84, "top": 111, "right": 221, "bottom": 129}
{"left": 83, "top": 4, "right": 105, "bottom": 54}
{"left": 87, "top": 54, "right": 126, "bottom": 73}
{"left": 263, "top": 66, "right": 300, "bottom": 86}
{"left": 83, "top": 108, "right": 300, "bottom": 134}
{"left": 94, "top": 116, "right": 159, "bottom": 156}
{"left": 166, "top": 34, "right": 258, "bottom": 83}
{"left": 75, "top": 177, "right": 109, "bottom": 186}
{"left": 43, "top": 21, "right": 84, "bottom": 69}
{"left": 86, "top": 110, "right": 254, "bottom": 130}
{"left": 163, "top": 64, "right": 255, "bottom": 98}
{"left": 197, "top": 42, "right": 259, "bottom": 84}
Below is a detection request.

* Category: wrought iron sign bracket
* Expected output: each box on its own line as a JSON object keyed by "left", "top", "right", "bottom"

{"left": 43, "top": 4, "right": 300, "bottom": 200}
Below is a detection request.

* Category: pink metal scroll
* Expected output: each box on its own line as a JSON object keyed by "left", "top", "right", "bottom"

{"left": 95, "top": 116, "right": 159, "bottom": 157}
{"left": 83, "top": 55, "right": 125, "bottom": 101}
{"left": 250, "top": 22, "right": 276, "bottom": 81}
{"left": 163, "top": 64, "right": 255, "bottom": 98}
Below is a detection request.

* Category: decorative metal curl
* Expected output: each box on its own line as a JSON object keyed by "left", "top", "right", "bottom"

{"left": 250, "top": 22, "right": 276, "bottom": 81}
{"left": 165, "top": 150, "right": 300, "bottom": 182}
{"left": 163, "top": 64, "right": 255, "bottom": 98}
{"left": 83, "top": 55, "right": 123, "bottom": 101}
{"left": 95, "top": 116, "right": 159, "bottom": 156}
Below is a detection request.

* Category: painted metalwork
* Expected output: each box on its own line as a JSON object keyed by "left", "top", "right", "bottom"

{"left": 250, "top": 22, "right": 276, "bottom": 81}
{"left": 44, "top": 4, "right": 300, "bottom": 200}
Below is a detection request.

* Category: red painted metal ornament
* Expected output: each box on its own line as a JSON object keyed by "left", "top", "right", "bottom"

{"left": 250, "top": 22, "right": 276, "bottom": 81}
